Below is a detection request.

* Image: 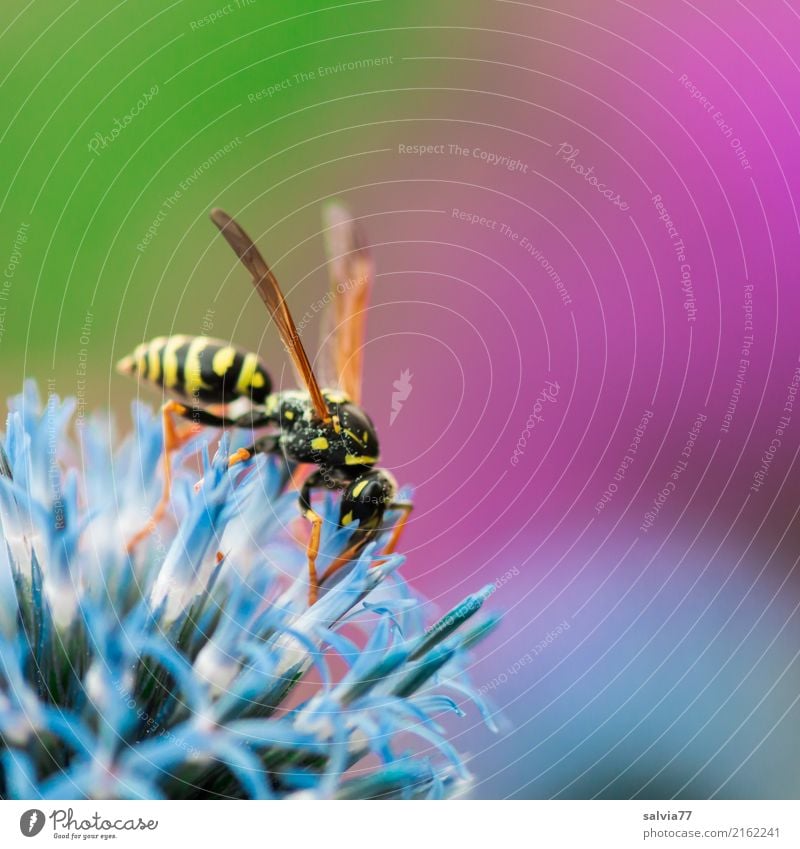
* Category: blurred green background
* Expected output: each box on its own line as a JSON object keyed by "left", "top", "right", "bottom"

{"left": 0, "top": 0, "right": 476, "bottom": 406}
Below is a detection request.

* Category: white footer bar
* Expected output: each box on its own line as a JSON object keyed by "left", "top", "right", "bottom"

{"left": 2, "top": 800, "right": 797, "bottom": 848}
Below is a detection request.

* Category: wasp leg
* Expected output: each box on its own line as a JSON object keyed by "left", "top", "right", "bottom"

{"left": 318, "top": 540, "right": 367, "bottom": 588}
{"left": 304, "top": 506, "right": 324, "bottom": 606}
{"left": 226, "top": 433, "right": 280, "bottom": 468}
{"left": 298, "top": 473, "right": 324, "bottom": 605}
{"left": 173, "top": 406, "right": 230, "bottom": 428}
{"left": 228, "top": 447, "right": 252, "bottom": 467}
{"left": 173, "top": 406, "right": 274, "bottom": 430}
{"left": 288, "top": 463, "right": 316, "bottom": 491}
{"left": 382, "top": 501, "right": 413, "bottom": 555}
{"left": 126, "top": 400, "right": 198, "bottom": 552}
{"left": 297, "top": 471, "right": 350, "bottom": 605}
{"left": 193, "top": 434, "right": 281, "bottom": 497}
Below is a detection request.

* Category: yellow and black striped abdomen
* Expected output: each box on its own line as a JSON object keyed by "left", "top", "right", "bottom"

{"left": 116, "top": 335, "right": 272, "bottom": 403}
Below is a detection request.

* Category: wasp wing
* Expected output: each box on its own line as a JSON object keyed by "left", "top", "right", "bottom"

{"left": 319, "top": 202, "right": 374, "bottom": 405}
{"left": 210, "top": 208, "right": 330, "bottom": 422}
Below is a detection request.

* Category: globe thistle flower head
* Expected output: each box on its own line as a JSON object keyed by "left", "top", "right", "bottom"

{"left": 0, "top": 382, "right": 499, "bottom": 799}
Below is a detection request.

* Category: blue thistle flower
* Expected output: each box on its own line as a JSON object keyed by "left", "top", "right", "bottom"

{"left": 0, "top": 381, "right": 499, "bottom": 799}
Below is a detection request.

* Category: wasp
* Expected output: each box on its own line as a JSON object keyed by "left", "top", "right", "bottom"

{"left": 117, "top": 206, "right": 412, "bottom": 605}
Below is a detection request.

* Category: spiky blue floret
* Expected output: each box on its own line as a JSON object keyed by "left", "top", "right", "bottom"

{"left": 0, "top": 381, "right": 498, "bottom": 799}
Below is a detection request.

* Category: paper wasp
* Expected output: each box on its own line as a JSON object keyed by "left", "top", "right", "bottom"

{"left": 117, "top": 206, "right": 412, "bottom": 605}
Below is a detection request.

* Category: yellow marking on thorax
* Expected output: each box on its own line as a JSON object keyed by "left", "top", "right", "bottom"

{"left": 344, "top": 428, "right": 366, "bottom": 447}
{"left": 341, "top": 511, "right": 354, "bottom": 526}
{"left": 235, "top": 352, "right": 266, "bottom": 395}
{"left": 184, "top": 337, "right": 211, "bottom": 396}
{"left": 311, "top": 436, "right": 329, "bottom": 450}
{"left": 284, "top": 410, "right": 295, "bottom": 420}
{"left": 163, "top": 335, "right": 190, "bottom": 389}
{"left": 345, "top": 455, "right": 378, "bottom": 466}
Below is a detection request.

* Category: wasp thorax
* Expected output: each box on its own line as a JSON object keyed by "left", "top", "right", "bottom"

{"left": 281, "top": 392, "right": 380, "bottom": 470}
